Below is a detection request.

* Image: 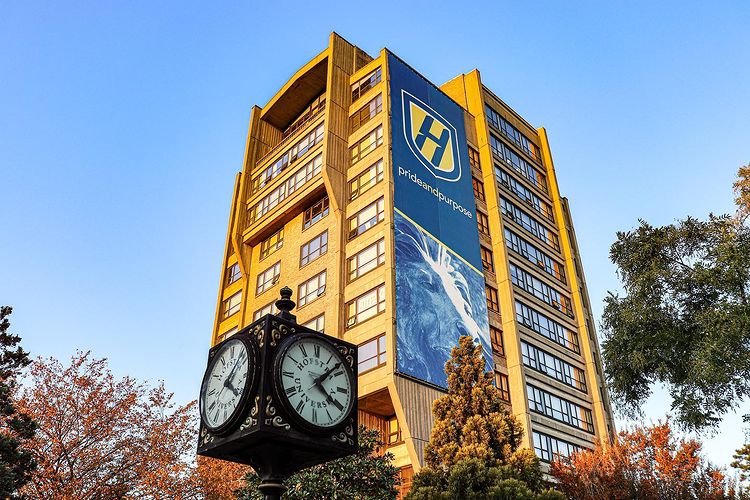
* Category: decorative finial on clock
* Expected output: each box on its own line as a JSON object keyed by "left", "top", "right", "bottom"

{"left": 275, "top": 286, "right": 296, "bottom": 323}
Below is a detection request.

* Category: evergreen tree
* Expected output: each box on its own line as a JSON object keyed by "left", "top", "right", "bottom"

{"left": 407, "top": 336, "right": 563, "bottom": 500}
{"left": 0, "top": 306, "right": 36, "bottom": 497}
{"left": 238, "top": 426, "right": 400, "bottom": 499}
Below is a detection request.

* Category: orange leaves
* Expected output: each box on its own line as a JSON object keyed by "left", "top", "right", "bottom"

{"left": 16, "top": 351, "right": 247, "bottom": 499}
{"left": 550, "top": 421, "right": 730, "bottom": 500}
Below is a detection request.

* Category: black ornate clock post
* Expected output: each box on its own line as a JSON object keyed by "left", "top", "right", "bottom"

{"left": 197, "top": 287, "right": 359, "bottom": 499}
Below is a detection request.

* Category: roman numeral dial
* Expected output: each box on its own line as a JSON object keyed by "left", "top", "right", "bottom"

{"left": 276, "top": 336, "right": 355, "bottom": 430}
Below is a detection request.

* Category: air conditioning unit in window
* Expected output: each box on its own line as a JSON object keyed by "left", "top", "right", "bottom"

{"left": 272, "top": 275, "right": 280, "bottom": 285}
{"left": 346, "top": 317, "right": 356, "bottom": 327}
{"left": 317, "top": 285, "right": 326, "bottom": 296}
{"left": 501, "top": 179, "right": 510, "bottom": 188}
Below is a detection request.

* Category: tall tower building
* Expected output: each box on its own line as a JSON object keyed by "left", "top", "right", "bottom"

{"left": 210, "top": 33, "right": 615, "bottom": 494}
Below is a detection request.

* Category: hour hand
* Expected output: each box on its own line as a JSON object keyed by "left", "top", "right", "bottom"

{"left": 312, "top": 362, "right": 342, "bottom": 386}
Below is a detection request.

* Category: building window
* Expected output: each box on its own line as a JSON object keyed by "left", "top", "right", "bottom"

{"left": 298, "top": 271, "right": 326, "bottom": 307}
{"left": 223, "top": 291, "right": 242, "bottom": 319}
{"left": 349, "top": 159, "right": 384, "bottom": 201}
{"left": 260, "top": 228, "right": 284, "bottom": 260}
{"left": 226, "top": 262, "right": 241, "bottom": 286}
{"left": 495, "top": 372, "right": 511, "bottom": 402}
{"left": 248, "top": 154, "right": 323, "bottom": 223}
{"left": 477, "top": 211, "right": 490, "bottom": 236}
{"left": 521, "top": 340, "right": 586, "bottom": 392}
{"left": 533, "top": 431, "right": 581, "bottom": 463}
{"left": 500, "top": 197, "right": 559, "bottom": 252}
{"left": 515, "top": 300, "right": 580, "bottom": 353}
{"left": 496, "top": 168, "right": 554, "bottom": 222}
{"left": 350, "top": 94, "right": 383, "bottom": 133}
{"left": 217, "top": 326, "right": 238, "bottom": 343}
{"left": 300, "top": 231, "right": 328, "bottom": 266}
{"left": 490, "top": 326, "right": 504, "bottom": 356}
{"left": 351, "top": 67, "right": 382, "bottom": 103}
{"left": 303, "top": 314, "right": 325, "bottom": 333}
{"left": 485, "top": 285, "right": 499, "bottom": 312}
{"left": 351, "top": 126, "right": 383, "bottom": 165}
{"left": 472, "top": 177, "right": 485, "bottom": 202}
{"left": 387, "top": 416, "right": 401, "bottom": 445}
{"left": 250, "top": 124, "right": 325, "bottom": 195}
{"left": 480, "top": 246, "right": 494, "bottom": 272}
{"left": 348, "top": 238, "right": 386, "bottom": 282}
{"left": 303, "top": 196, "right": 330, "bottom": 230}
{"left": 527, "top": 384, "right": 594, "bottom": 433}
{"left": 283, "top": 93, "right": 326, "bottom": 140}
{"left": 504, "top": 228, "right": 566, "bottom": 284}
{"left": 509, "top": 263, "right": 574, "bottom": 318}
{"left": 348, "top": 197, "right": 384, "bottom": 239}
{"left": 490, "top": 134, "right": 548, "bottom": 193}
{"left": 253, "top": 302, "right": 277, "bottom": 321}
{"left": 256, "top": 261, "right": 281, "bottom": 296}
{"left": 346, "top": 284, "right": 386, "bottom": 327}
{"left": 468, "top": 147, "right": 480, "bottom": 169}
{"left": 358, "top": 334, "right": 386, "bottom": 374}
{"left": 485, "top": 105, "right": 542, "bottom": 164}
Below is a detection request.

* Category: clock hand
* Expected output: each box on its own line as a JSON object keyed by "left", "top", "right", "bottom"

{"left": 312, "top": 361, "right": 342, "bottom": 387}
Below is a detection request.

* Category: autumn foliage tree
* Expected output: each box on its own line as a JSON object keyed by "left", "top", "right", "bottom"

{"left": 550, "top": 421, "right": 734, "bottom": 500}
{"left": 16, "top": 351, "right": 249, "bottom": 499}
{"left": 407, "top": 336, "right": 562, "bottom": 500}
{"left": 0, "top": 306, "right": 37, "bottom": 497}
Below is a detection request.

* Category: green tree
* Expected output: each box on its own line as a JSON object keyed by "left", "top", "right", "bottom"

{"left": 0, "top": 306, "right": 37, "bottom": 497}
{"left": 238, "top": 426, "right": 400, "bottom": 499}
{"left": 406, "top": 336, "right": 563, "bottom": 500}
{"left": 601, "top": 166, "right": 750, "bottom": 432}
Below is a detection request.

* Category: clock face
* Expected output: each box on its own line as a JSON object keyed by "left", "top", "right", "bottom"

{"left": 276, "top": 336, "right": 355, "bottom": 430}
{"left": 200, "top": 338, "right": 255, "bottom": 433}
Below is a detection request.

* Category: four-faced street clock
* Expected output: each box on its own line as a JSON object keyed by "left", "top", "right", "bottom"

{"left": 196, "top": 287, "right": 358, "bottom": 498}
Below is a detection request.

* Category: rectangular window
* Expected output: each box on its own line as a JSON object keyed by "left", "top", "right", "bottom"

{"left": 253, "top": 302, "right": 277, "bottom": 321}
{"left": 490, "top": 326, "right": 504, "bottom": 356}
{"left": 251, "top": 124, "right": 324, "bottom": 194}
{"left": 347, "top": 284, "right": 386, "bottom": 327}
{"left": 300, "top": 231, "right": 328, "bottom": 266}
{"left": 350, "top": 94, "right": 383, "bottom": 133}
{"left": 387, "top": 416, "right": 401, "bottom": 445}
{"left": 298, "top": 271, "right": 327, "bottom": 307}
{"left": 485, "top": 105, "right": 542, "bottom": 164}
{"left": 480, "top": 246, "right": 494, "bottom": 273}
{"left": 489, "top": 134, "right": 548, "bottom": 193}
{"left": 217, "top": 326, "right": 238, "bottom": 343}
{"left": 468, "top": 147, "right": 481, "bottom": 169}
{"left": 248, "top": 154, "right": 323, "bottom": 223}
{"left": 504, "top": 228, "right": 566, "bottom": 284}
{"left": 527, "top": 384, "right": 594, "bottom": 433}
{"left": 358, "top": 334, "right": 386, "bottom": 374}
{"left": 226, "top": 262, "right": 241, "bottom": 286}
{"left": 349, "top": 159, "right": 384, "bottom": 201}
{"left": 260, "top": 228, "right": 284, "bottom": 260}
{"left": 521, "top": 340, "right": 586, "bottom": 392}
{"left": 348, "top": 238, "right": 386, "bottom": 282}
{"left": 477, "top": 211, "right": 490, "bottom": 236}
{"left": 256, "top": 262, "right": 281, "bottom": 296}
{"left": 485, "top": 285, "right": 499, "bottom": 312}
{"left": 351, "top": 67, "right": 382, "bottom": 103}
{"left": 223, "top": 291, "right": 242, "bottom": 319}
{"left": 283, "top": 93, "right": 326, "bottom": 140}
{"left": 495, "top": 372, "right": 511, "bottom": 402}
{"left": 351, "top": 126, "right": 383, "bottom": 164}
{"left": 303, "top": 314, "right": 325, "bottom": 333}
{"left": 472, "top": 177, "right": 486, "bottom": 202}
{"left": 496, "top": 168, "right": 554, "bottom": 222}
{"left": 303, "top": 196, "right": 330, "bottom": 230}
{"left": 348, "top": 197, "right": 385, "bottom": 239}
{"left": 509, "top": 263, "right": 574, "bottom": 318}
{"left": 533, "top": 431, "right": 581, "bottom": 463}
{"left": 515, "top": 300, "right": 580, "bottom": 353}
{"left": 500, "top": 197, "right": 559, "bottom": 251}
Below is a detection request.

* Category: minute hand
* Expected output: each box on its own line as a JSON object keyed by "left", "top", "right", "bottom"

{"left": 312, "top": 361, "right": 342, "bottom": 386}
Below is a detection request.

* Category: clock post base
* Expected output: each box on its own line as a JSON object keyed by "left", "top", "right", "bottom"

{"left": 258, "top": 478, "right": 287, "bottom": 500}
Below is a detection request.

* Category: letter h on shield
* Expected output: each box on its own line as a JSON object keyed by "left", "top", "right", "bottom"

{"left": 414, "top": 116, "right": 450, "bottom": 166}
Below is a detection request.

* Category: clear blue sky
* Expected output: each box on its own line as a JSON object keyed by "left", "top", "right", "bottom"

{"left": 1, "top": 1, "right": 748, "bottom": 468}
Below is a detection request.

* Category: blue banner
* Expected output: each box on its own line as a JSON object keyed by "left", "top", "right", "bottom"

{"left": 389, "top": 53, "right": 492, "bottom": 389}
